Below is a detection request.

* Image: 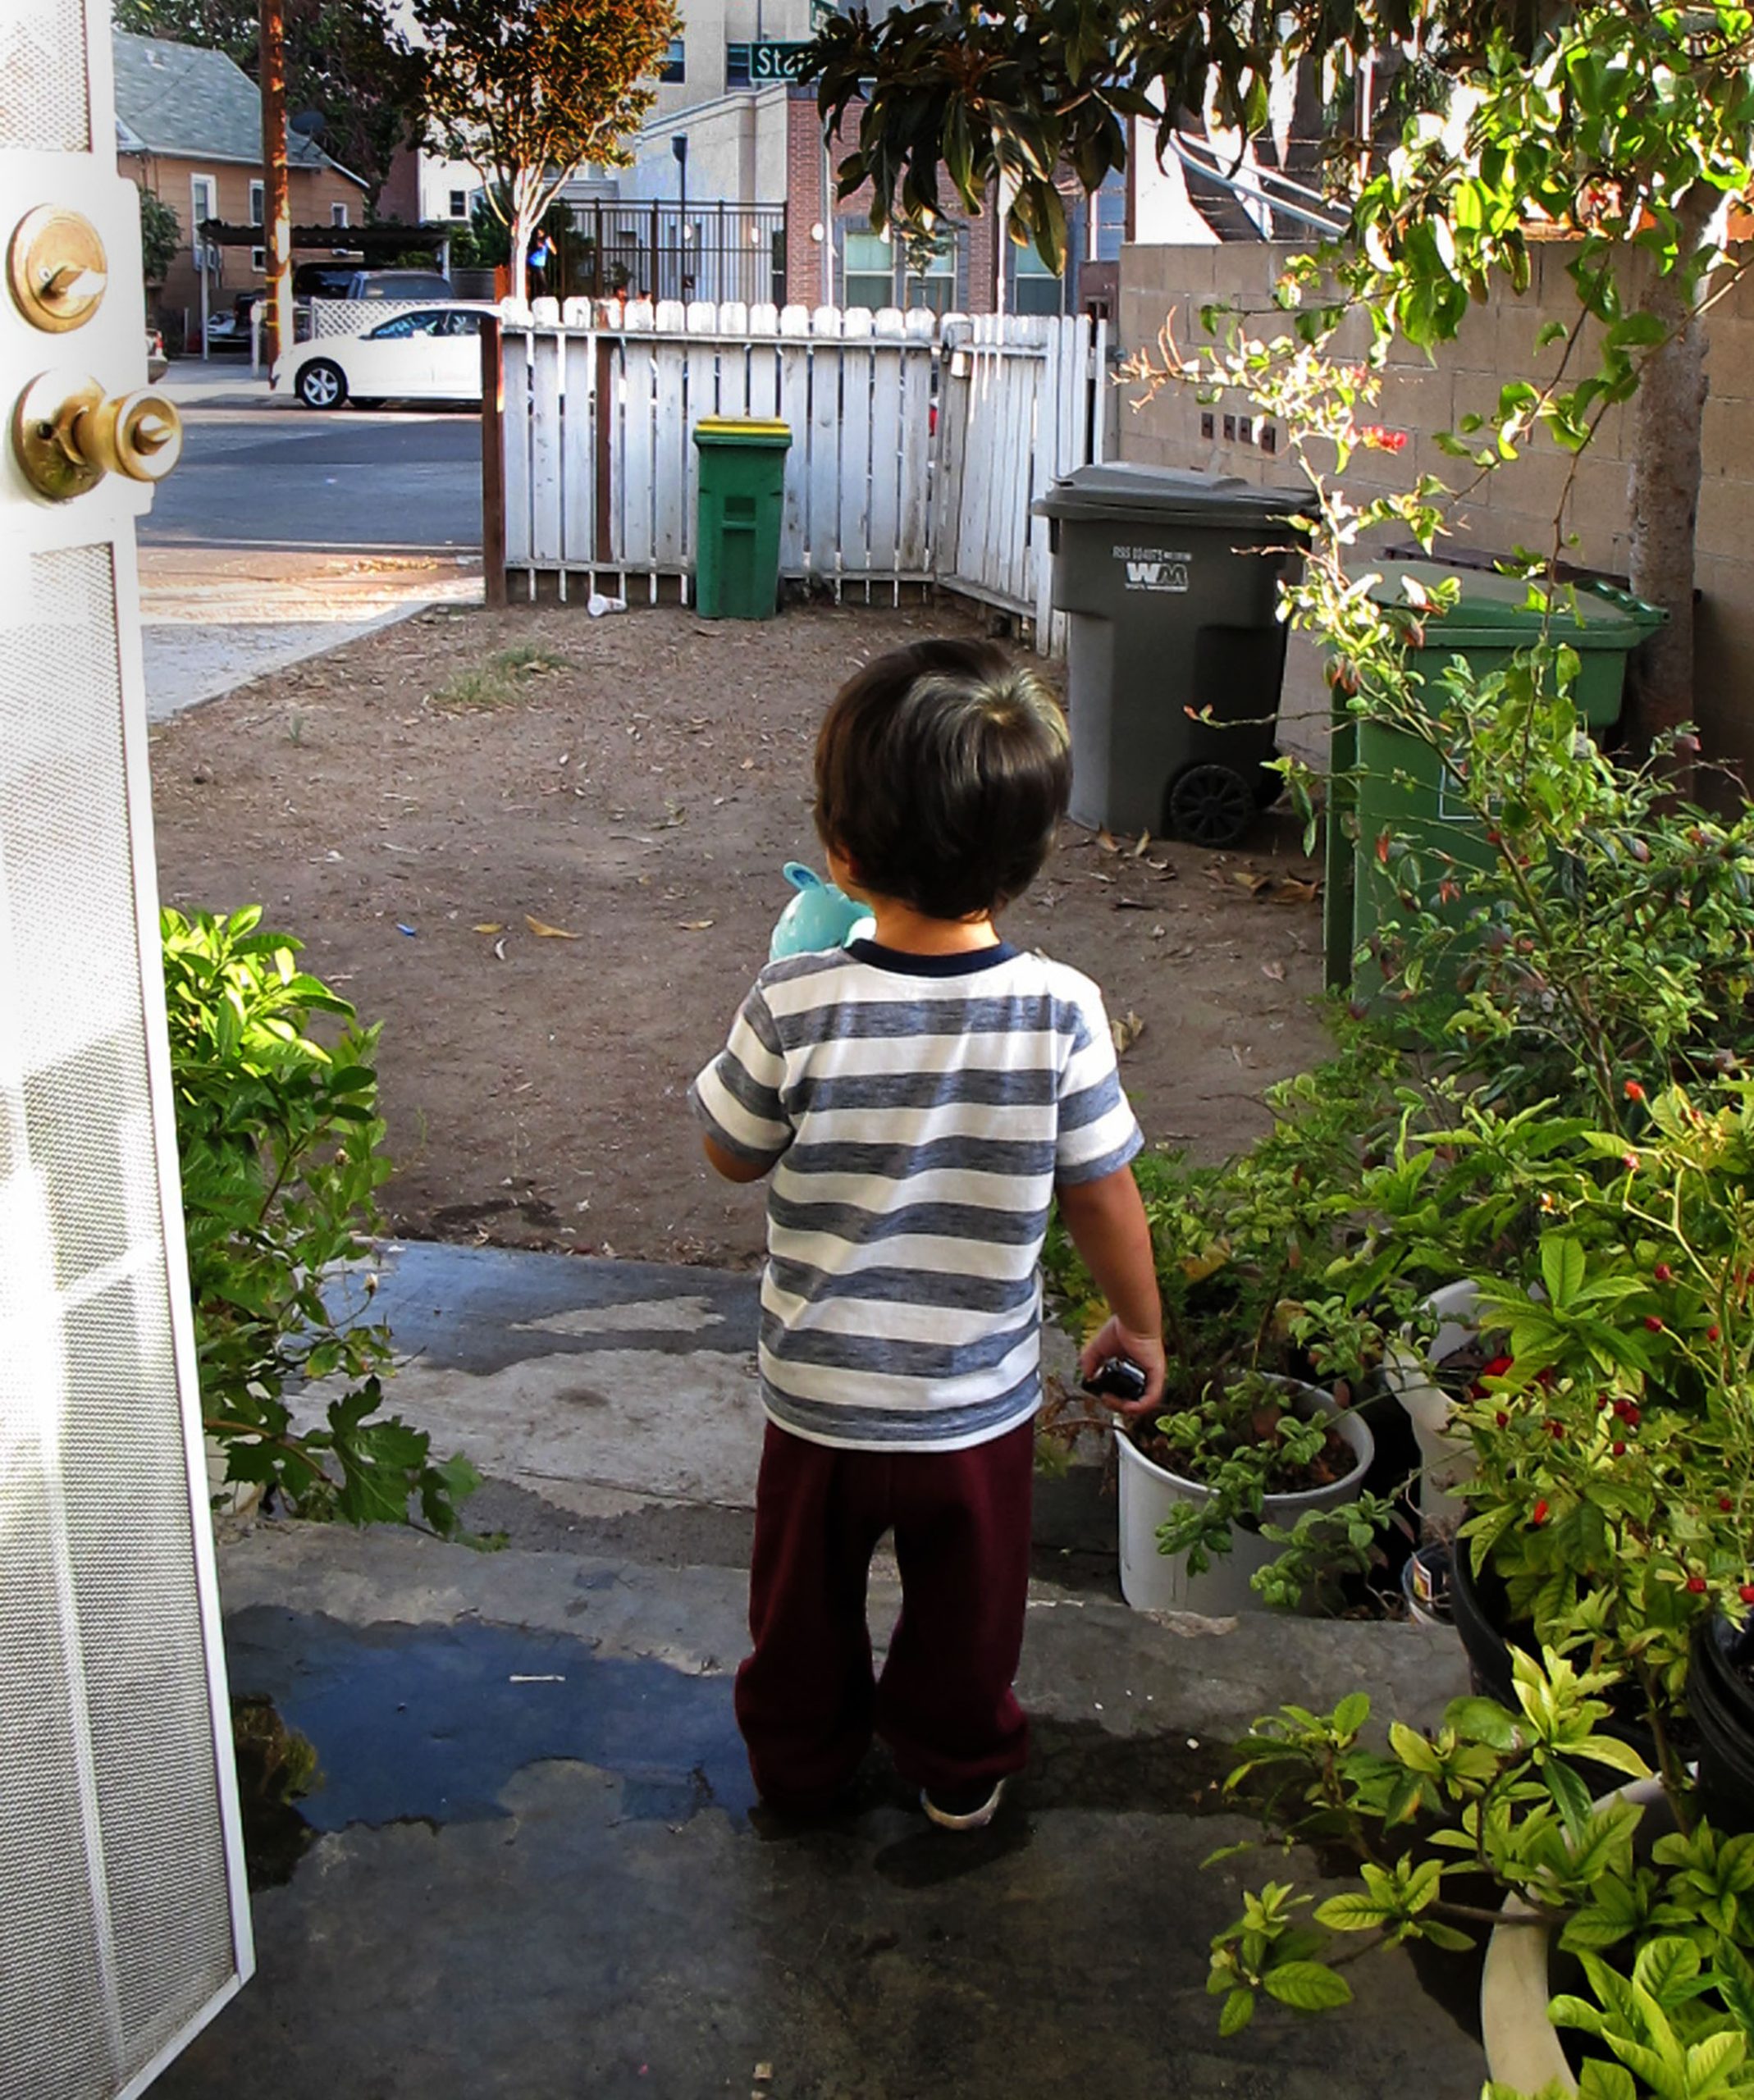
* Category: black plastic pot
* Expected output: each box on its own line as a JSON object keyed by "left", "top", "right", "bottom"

{"left": 1691, "top": 1613, "right": 1754, "bottom": 1835}
{"left": 1448, "top": 1537, "right": 1517, "bottom": 1707}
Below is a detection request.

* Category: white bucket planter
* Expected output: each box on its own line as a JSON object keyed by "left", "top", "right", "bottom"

{"left": 1115, "top": 1381, "right": 1374, "bottom": 1615}
{"left": 1480, "top": 1778, "right": 1666, "bottom": 2096}
{"left": 1381, "top": 1280, "right": 1481, "bottom": 1531}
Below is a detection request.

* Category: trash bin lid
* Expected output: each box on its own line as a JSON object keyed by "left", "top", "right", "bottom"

{"left": 1368, "top": 559, "right": 1665, "bottom": 648}
{"left": 1032, "top": 462, "right": 1314, "bottom": 527}
{"left": 692, "top": 416, "right": 792, "bottom": 447}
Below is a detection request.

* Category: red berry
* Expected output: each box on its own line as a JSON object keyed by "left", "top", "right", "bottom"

{"left": 1687, "top": 1575, "right": 1708, "bottom": 1594}
{"left": 1654, "top": 1264, "right": 1673, "bottom": 1284}
{"left": 1625, "top": 1404, "right": 1642, "bottom": 1428}
{"left": 1495, "top": 1410, "right": 1510, "bottom": 1429}
{"left": 1741, "top": 1584, "right": 1754, "bottom": 1605}
{"left": 1549, "top": 1418, "right": 1564, "bottom": 1439}
{"left": 1645, "top": 1315, "right": 1665, "bottom": 1332}
{"left": 1720, "top": 1498, "right": 1735, "bottom": 1513}
{"left": 1532, "top": 1499, "right": 1550, "bottom": 1527}
{"left": 1612, "top": 1440, "right": 1627, "bottom": 1456}
{"left": 1708, "top": 1326, "right": 1721, "bottom": 1342}
{"left": 1482, "top": 1355, "right": 1514, "bottom": 1380}
{"left": 1624, "top": 1080, "right": 1646, "bottom": 1101}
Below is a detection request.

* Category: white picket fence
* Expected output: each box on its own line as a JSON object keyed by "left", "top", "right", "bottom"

{"left": 496, "top": 299, "right": 1106, "bottom": 638}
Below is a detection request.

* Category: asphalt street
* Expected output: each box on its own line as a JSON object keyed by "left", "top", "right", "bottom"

{"left": 142, "top": 371, "right": 482, "bottom": 557}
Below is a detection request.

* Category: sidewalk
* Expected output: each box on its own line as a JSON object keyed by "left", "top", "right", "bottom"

{"left": 139, "top": 545, "right": 482, "bottom": 722}
{"left": 155, "top": 1242, "right": 1485, "bottom": 2100}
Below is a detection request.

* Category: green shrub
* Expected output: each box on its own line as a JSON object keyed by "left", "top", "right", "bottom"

{"left": 162, "top": 905, "right": 478, "bottom": 1532}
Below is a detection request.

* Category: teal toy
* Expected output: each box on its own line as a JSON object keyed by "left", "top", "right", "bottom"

{"left": 769, "top": 861, "right": 875, "bottom": 961}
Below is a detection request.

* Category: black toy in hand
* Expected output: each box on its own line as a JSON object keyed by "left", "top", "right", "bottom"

{"left": 1082, "top": 1357, "right": 1149, "bottom": 1405}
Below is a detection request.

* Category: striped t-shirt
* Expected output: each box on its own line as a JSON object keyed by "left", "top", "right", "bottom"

{"left": 690, "top": 939, "right": 1143, "bottom": 1453}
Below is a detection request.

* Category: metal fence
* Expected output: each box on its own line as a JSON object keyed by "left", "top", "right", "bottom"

{"left": 561, "top": 201, "right": 787, "bottom": 308}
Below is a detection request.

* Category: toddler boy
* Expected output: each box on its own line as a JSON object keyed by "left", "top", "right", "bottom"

{"left": 692, "top": 637, "right": 1165, "bottom": 1828}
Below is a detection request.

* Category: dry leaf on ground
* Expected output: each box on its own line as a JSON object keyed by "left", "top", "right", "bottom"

{"left": 473, "top": 922, "right": 504, "bottom": 934}
{"left": 1261, "top": 961, "right": 1286, "bottom": 981}
{"left": 524, "top": 914, "right": 580, "bottom": 939}
{"left": 1095, "top": 829, "right": 1120, "bottom": 855}
{"left": 1111, "top": 1011, "right": 1145, "bottom": 1055}
{"left": 678, "top": 918, "right": 715, "bottom": 931}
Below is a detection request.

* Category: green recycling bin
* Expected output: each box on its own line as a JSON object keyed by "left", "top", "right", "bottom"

{"left": 1035, "top": 465, "right": 1315, "bottom": 847}
{"left": 1326, "top": 559, "right": 1665, "bottom": 1003}
{"left": 692, "top": 417, "right": 792, "bottom": 620}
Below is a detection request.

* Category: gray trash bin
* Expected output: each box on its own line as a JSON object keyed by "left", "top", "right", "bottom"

{"left": 1035, "top": 465, "right": 1313, "bottom": 847}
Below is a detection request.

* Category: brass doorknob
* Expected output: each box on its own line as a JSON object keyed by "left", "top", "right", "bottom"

{"left": 12, "top": 372, "right": 184, "bottom": 500}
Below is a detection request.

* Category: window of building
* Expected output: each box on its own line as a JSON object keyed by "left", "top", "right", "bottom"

{"left": 1089, "top": 165, "right": 1126, "bottom": 262}
{"left": 249, "top": 179, "right": 264, "bottom": 225}
{"left": 190, "top": 172, "right": 216, "bottom": 240}
{"left": 841, "top": 229, "right": 893, "bottom": 312}
{"left": 251, "top": 248, "right": 266, "bottom": 273}
{"left": 331, "top": 200, "right": 349, "bottom": 227}
{"left": 448, "top": 188, "right": 468, "bottom": 219}
{"left": 902, "top": 236, "right": 956, "bottom": 313}
{"left": 660, "top": 37, "right": 685, "bottom": 81}
{"left": 1012, "top": 240, "right": 1064, "bottom": 317}
{"left": 725, "top": 41, "right": 751, "bottom": 85}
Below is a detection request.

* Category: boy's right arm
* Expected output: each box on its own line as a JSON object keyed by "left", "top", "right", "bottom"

{"left": 1053, "top": 1165, "right": 1166, "bottom": 1414}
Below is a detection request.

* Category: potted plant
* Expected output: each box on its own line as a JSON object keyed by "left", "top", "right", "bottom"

{"left": 1044, "top": 1040, "right": 1410, "bottom": 1614}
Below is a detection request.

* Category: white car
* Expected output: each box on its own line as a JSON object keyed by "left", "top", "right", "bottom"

{"left": 272, "top": 303, "right": 497, "bottom": 410}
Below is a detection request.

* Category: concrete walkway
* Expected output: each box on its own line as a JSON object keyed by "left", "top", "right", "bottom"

{"left": 159, "top": 1243, "right": 1486, "bottom": 2100}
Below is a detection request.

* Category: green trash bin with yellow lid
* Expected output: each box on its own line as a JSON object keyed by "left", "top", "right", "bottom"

{"left": 692, "top": 417, "right": 792, "bottom": 620}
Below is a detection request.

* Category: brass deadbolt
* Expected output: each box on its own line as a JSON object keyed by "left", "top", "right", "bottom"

{"left": 13, "top": 372, "right": 184, "bottom": 501}
{"left": 8, "top": 207, "right": 108, "bottom": 332}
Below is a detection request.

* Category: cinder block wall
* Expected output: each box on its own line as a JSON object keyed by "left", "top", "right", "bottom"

{"left": 1116, "top": 240, "right": 1754, "bottom": 781}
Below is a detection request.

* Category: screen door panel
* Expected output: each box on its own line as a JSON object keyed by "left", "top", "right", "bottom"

{"left": 1, "top": 0, "right": 254, "bottom": 2092}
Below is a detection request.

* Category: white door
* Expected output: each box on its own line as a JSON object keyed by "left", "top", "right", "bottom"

{"left": 431, "top": 308, "right": 485, "bottom": 402}
{"left": 0, "top": 1, "right": 254, "bottom": 2095}
{"left": 357, "top": 306, "right": 445, "bottom": 399}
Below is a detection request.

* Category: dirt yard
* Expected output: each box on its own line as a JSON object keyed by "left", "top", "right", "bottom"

{"left": 149, "top": 598, "right": 1336, "bottom": 1269}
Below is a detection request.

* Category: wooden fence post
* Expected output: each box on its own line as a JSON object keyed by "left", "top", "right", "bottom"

{"left": 481, "top": 313, "right": 507, "bottom": 609}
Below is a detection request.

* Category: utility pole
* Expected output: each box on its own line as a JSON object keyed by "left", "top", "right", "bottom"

{"left": 258, "top": 0, "right": 291, "bottom": 372}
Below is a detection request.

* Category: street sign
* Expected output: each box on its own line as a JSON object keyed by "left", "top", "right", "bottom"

{"left": 751, "top": 39, "right": 814, "bottom": 80}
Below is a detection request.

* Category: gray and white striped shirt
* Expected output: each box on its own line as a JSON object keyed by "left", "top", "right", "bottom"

{"left": 691, "top": 940, "right": 1143, "bottom": 1452}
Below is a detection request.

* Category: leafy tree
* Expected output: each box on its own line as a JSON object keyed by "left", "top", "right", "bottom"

{"left": 138, "top": 185, "right": 180, "bottom": 287}
{"left": 811, "top": 1, "right": 1754, "bottom": 746}
{"left": 115, "top": 0, "right": 424, "bottom": 203}
{"left": 410, "top": 0, "right": 678, "bottom": 305}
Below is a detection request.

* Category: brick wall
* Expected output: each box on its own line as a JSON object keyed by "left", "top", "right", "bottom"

{"left": 1117, "top": 239, "right": 1754, "bottom": 780}
{"left": 783, "top": 91, "right": 998, "bottom": 313}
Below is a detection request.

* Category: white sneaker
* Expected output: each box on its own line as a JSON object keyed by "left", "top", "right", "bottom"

{"left": 920, "top": 1777, "right": 1007, "bottom": 1830}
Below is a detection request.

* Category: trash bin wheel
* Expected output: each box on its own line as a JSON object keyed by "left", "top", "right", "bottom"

{"left": 1167, "top": 763, "right": 1254, "bottom": 848}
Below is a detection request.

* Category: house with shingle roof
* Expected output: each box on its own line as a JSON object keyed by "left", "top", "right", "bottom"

{"left": 114, "top": 28, "right": 367, "bottom": 348}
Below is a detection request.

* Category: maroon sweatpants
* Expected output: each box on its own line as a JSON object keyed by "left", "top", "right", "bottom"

{"left": 733, "top": 1417, "right": 1035, "bottom": 1809}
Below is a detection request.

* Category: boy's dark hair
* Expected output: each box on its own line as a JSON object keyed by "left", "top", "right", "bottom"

{"left": 814, "top": 637, "right": 1071, "bottom": 920}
